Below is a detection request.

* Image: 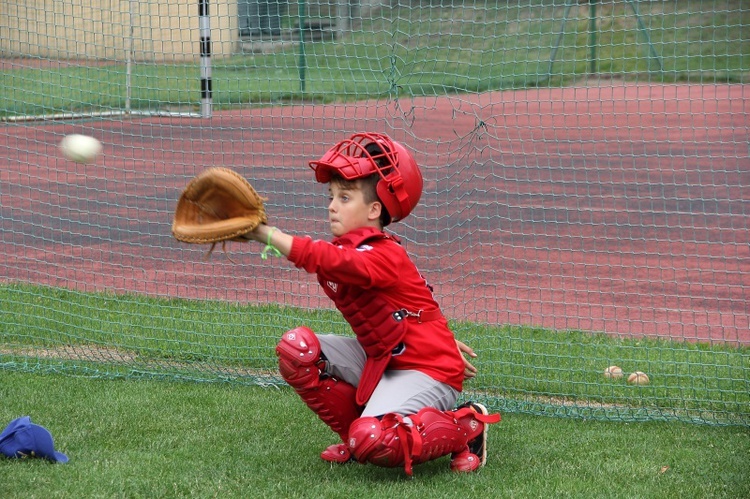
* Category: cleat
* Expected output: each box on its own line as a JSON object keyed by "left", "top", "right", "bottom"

{"left": 450, "top": 448, "right": 481, "bottom": 473}
{"left": 449, "top": 401, "right": 493, "bottom": 472}
{"left": 466, "top": 402, "right": 489, "bottom": 467}
{"left": 320, "top": 443, "right": 354, "bottom": 464}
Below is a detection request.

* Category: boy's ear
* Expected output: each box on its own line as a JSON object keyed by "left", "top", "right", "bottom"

{"left": 368, "top": 200, "right": 383, "bottom": 221}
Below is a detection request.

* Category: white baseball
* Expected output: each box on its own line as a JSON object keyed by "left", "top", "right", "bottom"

{"left": 60, "top": 134, "right": 102, "bottom": 164}
{"left": 628, "top": 371, "right": 650, "bottom": 385}
{"left": 604, "top": 365, "right": 624, "bottom": 379}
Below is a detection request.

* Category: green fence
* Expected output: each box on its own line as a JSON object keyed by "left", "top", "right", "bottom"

{"left": 1, "top": 0, "right": 748, "bottom": 425}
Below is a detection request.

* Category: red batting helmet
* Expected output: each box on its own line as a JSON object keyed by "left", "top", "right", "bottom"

{"left": 308, "top": 132, "right": 423, "bottom": 224}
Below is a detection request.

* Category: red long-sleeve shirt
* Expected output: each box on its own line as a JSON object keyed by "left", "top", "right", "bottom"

{"left": 287, "top": 227, "right": 465, "bottom": 392}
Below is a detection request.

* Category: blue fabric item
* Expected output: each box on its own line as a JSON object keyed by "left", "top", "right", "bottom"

{"left": 0, "top": 416, "right": 69, "bottom": 463}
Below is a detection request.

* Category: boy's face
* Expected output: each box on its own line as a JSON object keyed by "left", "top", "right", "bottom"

{"left": 328, "top": 180, "right": 382, "bottom": 237}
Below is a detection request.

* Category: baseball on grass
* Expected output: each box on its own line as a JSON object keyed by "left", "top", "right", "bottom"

{"left": 604, "top": 365, "right": 624, "bottom": 379}
{"left": 59, "top": 134, "right": 102, "bottom": 164}
{"left": 627, "top": 371, "right": 650, "bottom": 385}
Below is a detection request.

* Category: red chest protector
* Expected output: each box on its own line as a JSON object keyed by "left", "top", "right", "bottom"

{"left": 319, "top": 228, "right": 408, "bottom": 405}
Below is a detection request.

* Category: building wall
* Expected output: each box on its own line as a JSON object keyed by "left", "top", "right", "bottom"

{"left": 0, "top": 0, "right": 238, "bottom": 62}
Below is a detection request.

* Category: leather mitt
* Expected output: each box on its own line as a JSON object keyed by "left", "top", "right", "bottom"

{"left": 172, "top": 167, "right": 267, "bottom": 248}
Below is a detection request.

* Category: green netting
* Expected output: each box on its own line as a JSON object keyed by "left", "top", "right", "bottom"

{"left": 1, "top": 0, "right": 748, "bottom": 426}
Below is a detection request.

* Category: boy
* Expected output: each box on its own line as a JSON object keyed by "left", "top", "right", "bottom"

{"left": 245, "top": 132, "right": 499, "bottom": 475}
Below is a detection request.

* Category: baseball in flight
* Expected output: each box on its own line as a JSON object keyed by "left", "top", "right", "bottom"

{"left": 59, "top": 134, "right": 102, "bottom": 164}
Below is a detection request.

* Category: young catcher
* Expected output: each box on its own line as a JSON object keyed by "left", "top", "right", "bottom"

{"left": 243, "top": 132, "right": 500, "bottom": 475}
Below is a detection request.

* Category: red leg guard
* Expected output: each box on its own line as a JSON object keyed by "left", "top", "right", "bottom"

{"left": 276, "top": 326, "right": 361, "bottom": 442}
{"left": 347, "top": 415, "right": 409, "bottom": 470}
{"left": 348, "top": 406, "right": 500, "bottom": 476}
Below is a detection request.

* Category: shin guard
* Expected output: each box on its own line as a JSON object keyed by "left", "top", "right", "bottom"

{"left": 276, "top": 326, "right": 361, "bottom": 441}
{"left": 348, "top": 405, "right": 500, "bottom": 476}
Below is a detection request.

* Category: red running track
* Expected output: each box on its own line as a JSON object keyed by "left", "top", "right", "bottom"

{"left": 1, "top": 83, "right": 747, "bottom": 344}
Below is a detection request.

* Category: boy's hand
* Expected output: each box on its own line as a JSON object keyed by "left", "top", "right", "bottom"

{"left": 456, "top": 340, "right": 478, "bottom": 379}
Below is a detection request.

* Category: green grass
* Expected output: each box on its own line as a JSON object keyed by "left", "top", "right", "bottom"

{"left": 2, "top": 283, "right": 748, "bottom": 427}
{"left": 0, "top": 370, "right": 748, "bottom": 498}
{"left": 1, "top": 0, "right": 748, "bottom": 117}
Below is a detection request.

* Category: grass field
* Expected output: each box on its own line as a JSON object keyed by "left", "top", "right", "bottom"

{"left": 0, "top": 370, "right": 748, "bottom": 498}
{"left": 1, "top": 1, "right": 748, "bottom": 495}
{"left": 2, "top": 283, "right": 748, "bottom": 427}
{"left": 1, "top": 0, "right": 748, "bottom": 117}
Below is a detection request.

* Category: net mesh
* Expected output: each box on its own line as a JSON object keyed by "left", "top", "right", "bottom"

{"left": 1, "top": 0, "right": 748, "bottom": 425}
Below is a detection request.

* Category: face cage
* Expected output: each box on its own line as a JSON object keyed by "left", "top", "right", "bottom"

{"left": 310, "top": 134, "right": 400, "bottom": 183}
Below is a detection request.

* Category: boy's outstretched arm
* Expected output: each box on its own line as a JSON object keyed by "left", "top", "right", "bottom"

{"left": 244, "top": 224, "right": 294, "bottom": 257}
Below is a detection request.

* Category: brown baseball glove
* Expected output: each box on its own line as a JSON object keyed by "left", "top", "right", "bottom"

{"left": 172, "top": 167, "right": 267, "bottom": 257}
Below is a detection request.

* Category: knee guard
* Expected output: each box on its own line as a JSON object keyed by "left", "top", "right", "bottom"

{"left": 276, "top": 326, "right": 324, "bottom": 390}
{"left": 276, "top": 326, "right": 361, "bottom": 441}
{"left": 348, "top": 406, "right": 500, "bottom": 476}
{"left": 348, "top": 414, "right": 412, "bottom": 472}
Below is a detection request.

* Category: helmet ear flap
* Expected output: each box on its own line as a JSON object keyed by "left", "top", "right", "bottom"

{"left": 380, "top": 140, "right": 422, "bottom": 223}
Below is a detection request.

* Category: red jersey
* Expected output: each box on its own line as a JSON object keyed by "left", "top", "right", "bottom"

{"left": 287, "top": 226, "right": 465, "bottom": 392}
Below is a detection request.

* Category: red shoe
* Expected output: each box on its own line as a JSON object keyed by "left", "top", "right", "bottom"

{"left": 450, "top": 402, "right": 494, "bottom": 472}
{"left": 466, "top": 402, "right": 489, "bottom": 466}
{"left": 450, "top": 448, "right": 482, "bottom": 472}
{"left": 320, "top": 443, "right": 354, "bottom": 464}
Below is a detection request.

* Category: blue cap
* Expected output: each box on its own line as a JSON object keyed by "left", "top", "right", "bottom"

{"left": 0, "top": 416, "right": 69, "bottom": 463}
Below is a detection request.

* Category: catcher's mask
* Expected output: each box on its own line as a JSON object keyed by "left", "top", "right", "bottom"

{"left": 309, "top": 132, "right": 423, "bottom": 224}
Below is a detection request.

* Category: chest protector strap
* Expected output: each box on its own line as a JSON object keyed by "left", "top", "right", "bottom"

{"left": 321, "top": 228, "right": 408, "bottom": 406}
{"left": 335, "top": 287, "right": 407, "bottom": 405}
